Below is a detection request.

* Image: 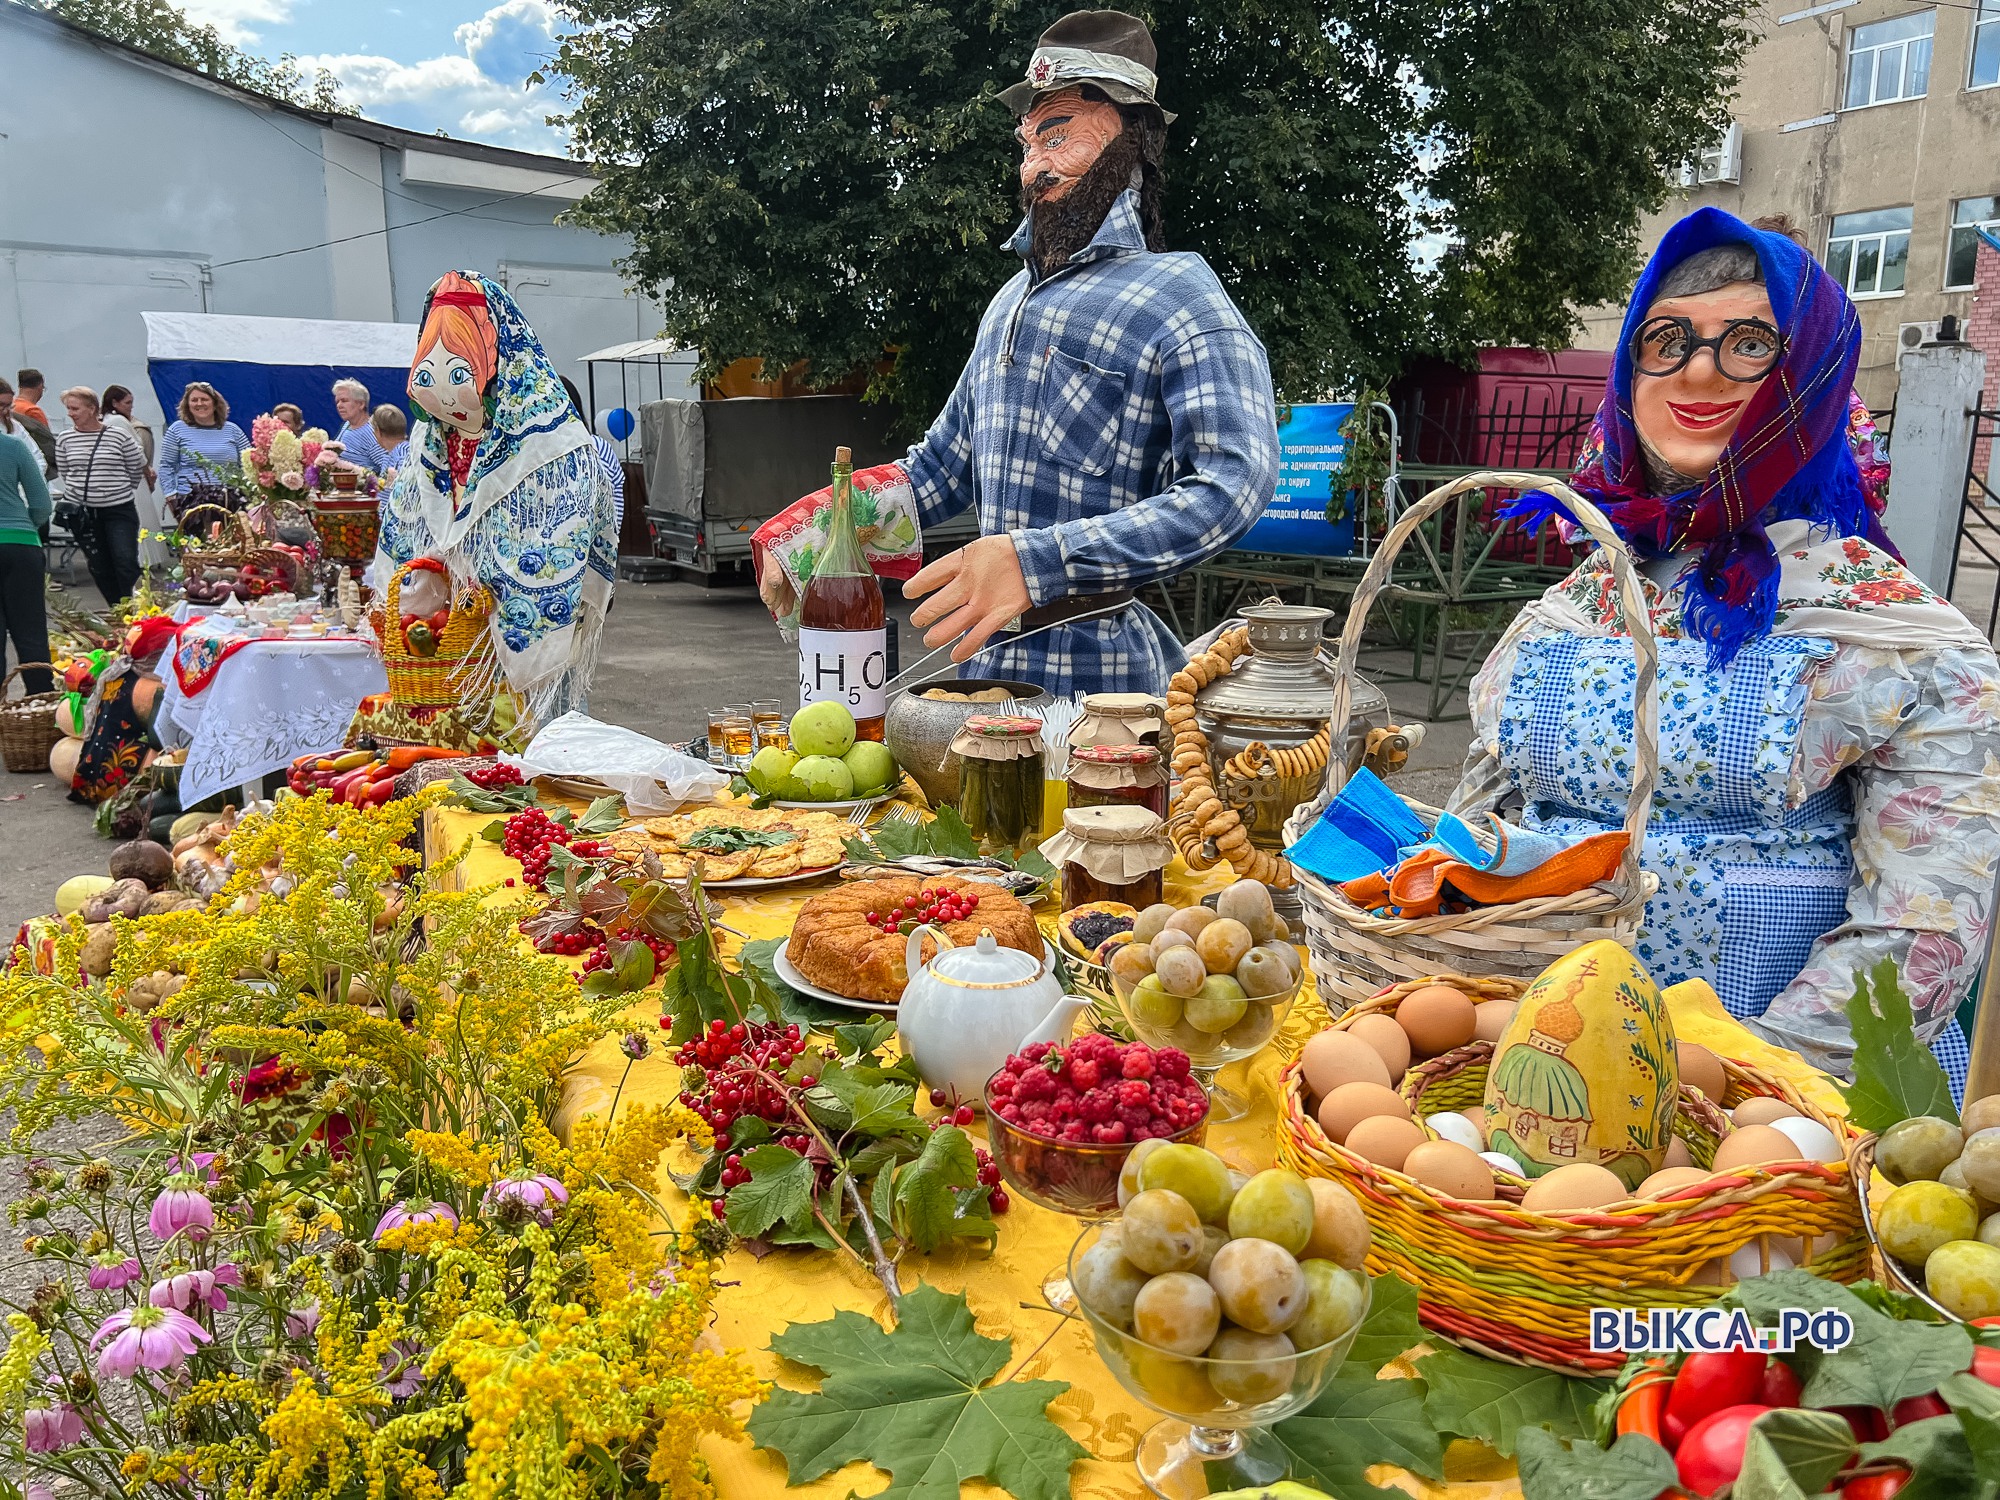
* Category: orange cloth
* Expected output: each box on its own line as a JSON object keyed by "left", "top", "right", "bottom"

{"left": 1341, "top": 832, "right": 1629, "bottom": 916}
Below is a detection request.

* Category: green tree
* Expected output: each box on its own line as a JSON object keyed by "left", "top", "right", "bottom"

{"left": 25, "top": 0, "right": 351, "bottom": 113}
{"left": 547, "top": 0, "right": 1754, "bottom": 430}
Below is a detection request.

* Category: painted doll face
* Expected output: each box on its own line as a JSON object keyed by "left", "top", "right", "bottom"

{"left": 1017, "top": 87, "right": 1125, "bottom": 205}
{"left": 410, "top": 340, "right": 485, "bottom": 435}
{"left": 1630, "top": 282, "right": 1779, "bottom": 482}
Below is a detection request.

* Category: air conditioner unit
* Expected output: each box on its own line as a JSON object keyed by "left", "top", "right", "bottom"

{"left": 1899, "top": 320, "right": 1941, "bottom": 353}
{"left": 1696, "top": 123, "right": 1744, "bottom": 185}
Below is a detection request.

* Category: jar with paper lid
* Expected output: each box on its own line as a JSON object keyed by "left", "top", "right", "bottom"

{"left": 1041, "top": 804, "right": 1173, "bottom": 914}
{"left": 951, "top": 714, "right": 1045, "bottom": 855}
{"left": 1066, "top": 692, "right": 1165, "bottom": 751}
{"left": 1066, "top": 743, "right": 1168, "bottom": 819}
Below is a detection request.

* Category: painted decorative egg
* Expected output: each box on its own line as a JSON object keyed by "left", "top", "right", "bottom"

{"left": 1481, "top": 939, "right": 1679, "bottom": 1190}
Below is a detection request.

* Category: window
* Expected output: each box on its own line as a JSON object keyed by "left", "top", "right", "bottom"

{"left": 1974, "top": 0, "right": 2000, "bottom": 88}
{"left": 1827, "top": 208, "right": 1913, "bottom": 297}
{"left": 1947, "top": 197, "right": 2000, "bottom": 289}
{"left": 1843, "top": 11, "right": 1934, "bottom": 107}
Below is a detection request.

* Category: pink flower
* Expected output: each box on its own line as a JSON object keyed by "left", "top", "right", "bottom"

{"left": 148, "top": 1264, "right": 241, "bottom": 1313}
{"left": 1877, "top": 787, "right": 1960, "bottom": 850}
{"left": 378, "top": 1338, "right": 426, "bottom": 1398}
{"left": 251, "top": 415, "right": 278, "bottom": 449}
{"left": 28, "top": 1483, "right": 54, "bottom": 1500}
{"left": 149, "top": 1177, "right": 213, "bottom": 1243}
{"left": 90, "top": 1304, "right": 209, "bottom": 1379}
{"left": 164, "top": 1153, "right": 218, "bottom": 1184}
{"left": 285, "top": 1301, "right": 320, "bottom": 1339}
{"left": 485, "top": 1173, "right": 569, "bottom": 1226}
{"left": 278, "top": 470, "right": 305, "bottom": 490}
{"left": 373, "top": 1196, "right": 457, "bottom": 1242}
{"left": 87, "top": 1253, "right": 143, "bottom": 1291}
{"left": 24, "top": 1396, "right": 83, "bottom": 1453}
{"left": 300, "top": 440, "right": 322, "bottom": 466}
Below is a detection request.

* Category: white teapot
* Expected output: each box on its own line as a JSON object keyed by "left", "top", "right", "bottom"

{"left": 897, "top": 924, "right": 1090, "bottom": 1107}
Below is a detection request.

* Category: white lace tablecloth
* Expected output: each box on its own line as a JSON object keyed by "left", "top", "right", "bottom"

{"left": 157, "top": 640, "right": 387, "bottom": 807}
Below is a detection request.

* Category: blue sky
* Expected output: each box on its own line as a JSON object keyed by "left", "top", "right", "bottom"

{"left": 177, "top": 0, "right": 573, "bottom": 155}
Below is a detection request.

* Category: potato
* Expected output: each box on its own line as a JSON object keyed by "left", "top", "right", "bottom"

{"left": 79, "top": 924, "right": 116, "bottom": 977}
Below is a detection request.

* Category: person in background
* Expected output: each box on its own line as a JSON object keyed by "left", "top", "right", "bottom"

{"left": 0, "top": 399, "right": 53, "bottom": 693}
{"left": 14, "top": 370, "right": 49, "bottom": 430}
{"left": 272, "top": 403, "right": 306, "bottom": 437}
{"left": 561, "top": 377, "right": 624, "bottom": 532}
{"left": 0, "top": 378, "right": 56, "bottom": 481}
{"left": 55, "top": 386, "right": 146, "bottom": 606}
{"left": 156, "top": 382, "right": 250, "bottom": 513}
{"left": 102, "top": 384, "right": 168, "bottom": 568}
{"left": 371, "top": 404, "right": 410, "bottom": 476}
{"left": 330, "top": 378, "right": 389, "bottom": 473}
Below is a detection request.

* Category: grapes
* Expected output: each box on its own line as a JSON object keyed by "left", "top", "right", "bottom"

{"left": 1073, "top": 1236, "right": 1151, "bottom": 1331}
{"left": 1961, "top": 1129, "right": 2000, "bottom": 1200}
{"left": 1235, "top": 949, "right": 1294, "bottom": 999}
{"left": 1288, "top": 1260, "right": 1369, "bottom": 1351}
{"left": 1300, "top": 1179, "right": 1373, "bottom": 1269}
{"left": 1208, "top": 1237, "right": 1307, "bottom": 1335}
{"left": 1222, "top": 1004, "right": 1278, "bottom": 1053}
{"left": 1137, "top": 1144, "right": 1236, "bottom": 1225}
{"left": 1226, "top": 1170, "right": 1316, "bottom": 1256}
{"left": 1876, "top": 1116, "right": 1965, "bottom": 1185}
{"left": 1877, "top": 1180, "right": 1979, "bottom": 1265}
{"left": 1185, "top": 976, "right": 1248, "bottom": 1034}
{"left": 1132, "top": 903, "right": 1178, "bottom": 945}
{"left": 1205, "top": 1327, "right": 1297, "bottom": 1405}
{"left": 1109, "top": 942, "right": 1156, "bottom": 997}
{"left": 1194, "top": 918, "right": 1254, "bottom": 974}
{"left": 1926, "top": 1239, "right": 2000, "bottom": 1320}
{"left": 1122, "top": 1190, "right": 1204, "bottom": 1274}
{"left": 1132, "top": 1271, "right": 1222, "bottom": 1355}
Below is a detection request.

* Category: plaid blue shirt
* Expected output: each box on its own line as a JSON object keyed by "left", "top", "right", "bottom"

{"left": 902, "top": 189, "right": 1278, "bottom": 697}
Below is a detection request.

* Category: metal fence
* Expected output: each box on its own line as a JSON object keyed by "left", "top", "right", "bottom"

{"left": 1952, "top": 407, "right": 2000, "bottom": 638}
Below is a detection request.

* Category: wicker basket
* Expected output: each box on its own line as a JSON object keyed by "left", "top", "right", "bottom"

{"left": 180, "top": 507, "right": 305, "bottom": 597}
{"left": 1281, "top": 471, "right": 1659, "bottom": 1012}
{"left": 311, "top": 497, "right": 381, "bottom": 568}
{"left": 0, "top": 665, "right": 65, "bottom": 774}
{"left": 369, "top": 561, "right": 494, "bottom": 713}
{"left": 1277, "top": 975, "right": 1867, "bottom": 1373}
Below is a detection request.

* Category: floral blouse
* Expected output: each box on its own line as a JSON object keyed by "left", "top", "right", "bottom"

{"left": 1450, "top": 529, "right": 2000, "bottom": 1079}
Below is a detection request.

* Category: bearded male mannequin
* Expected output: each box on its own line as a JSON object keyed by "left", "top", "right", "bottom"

{"left": 878, "top": 10, "right": 1278, "bottom": 697}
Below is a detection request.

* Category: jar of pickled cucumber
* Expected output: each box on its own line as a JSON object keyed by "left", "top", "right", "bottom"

{"left": 1040, "top": 804, "right": 1174, "bottom": 914}
{"left": 950, "top": 715, "right": 1046, "bottom": 856}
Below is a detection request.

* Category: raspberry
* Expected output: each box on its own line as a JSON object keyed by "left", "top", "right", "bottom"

{"left": 1059, "top": 1122, "right": 1088, "bottom": 1142}
{"left": 1014, "top": 1068, "right": 1056, "bottom": 1103}
{"left": 1154, "top": 1048, "right": 1191, "bottom": 1081}
{"left": 1066, "top": 1058, "right": 1102, "bottom": 1091}
{"left": 1079, "top": 1089, "right": 1117, "bottom": 1124}
{"left": 1120, "top": 1047, "right": 1156, "bottom": 1080}
{"left": 1115, "top": 1079, "right": 1151, "bottom": 1110}
{"left": 1117, "top": 1104, "right": 1151, "bottom": 1130}
{"left": 1093, "top": 1121, "right": 1129, "bottom": 1144}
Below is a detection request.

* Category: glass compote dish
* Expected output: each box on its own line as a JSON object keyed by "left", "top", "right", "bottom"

{"left": 1111, "top": 962, "right": 1304, "bottom": 1124}
{"left": 1068, "top": 1221, "right": 1371, "bottom": 1499}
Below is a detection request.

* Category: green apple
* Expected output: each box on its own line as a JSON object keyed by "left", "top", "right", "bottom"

{"left": 841, "top": 740, "right": 897, "bottom": 796}
{"left": 791, "top": 754, "right": 855, "bottom": 801}
{"left": 746, "top": 745, "right": 800, "bottom": 796}
{"left": 790, "top": 701, "right": 857, "bottom": 758}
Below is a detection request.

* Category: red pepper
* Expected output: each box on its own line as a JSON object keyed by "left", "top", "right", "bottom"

{"left": 1974, "top": 1346, "right": 2000, "bottom": 1386}
{"left": 361, "top": 779, "right": 395, "bottom": 807}
{"left": 328, "top": 766, "right": 373, "bottom": 801}
{"left": 1617, "top": 1359, "right": 1674, "bottom": 1443}
{"left": 1845, "top": 1469, "right": 1912, "bottom": 1500}
{"left": 1664, "top": 1352, "right": 1769, "bottom": 1448}
{"left": 1756, "top": 1360, "right": 1802, "bottom": 1408}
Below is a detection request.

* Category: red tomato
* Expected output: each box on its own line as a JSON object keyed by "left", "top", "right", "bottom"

{"left": 1756, "top": 1361, "right": 1803, "bottom": 1408}
{"left": 1891, "top": 1393, "right": 1950, "bottom": 1426}
{"left": 1676, "top": 1405, "right": 1773, "bottom": 1497}
{"left": 1664, "top": 1353, "right": 1769, "bottom": 1448}
{"left": 1830, "top": 1406, "right": 1889, "bottom": 1444}
{"left": 1973, "top": 1346, "right": 2000, "bottom": 1386}
{"left": 1844, "top": 1469, "right": 1912, "bottom": 1500}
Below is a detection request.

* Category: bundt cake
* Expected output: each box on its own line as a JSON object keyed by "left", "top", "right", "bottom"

{"left": 785, "top": 876, "right": 1044, "bottom": 1003}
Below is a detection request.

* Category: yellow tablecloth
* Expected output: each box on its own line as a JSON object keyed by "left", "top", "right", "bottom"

{"left": 424, "top": 798, "right": 1849, "bottom": 1500}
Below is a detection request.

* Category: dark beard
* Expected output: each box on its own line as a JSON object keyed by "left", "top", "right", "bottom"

{"left": 1023, "top": 128, "right": 1144, "bottom": 276}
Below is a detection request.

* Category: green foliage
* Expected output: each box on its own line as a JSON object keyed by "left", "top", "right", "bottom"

{"left": 545, "top": 0, "right": 1755, "bottom": 429}
{"left": 748, "top": 1283, "right": 1089, "bottom": 1500}
{"left": 1268, "top": 1368, "right": 1447, "bottom": 1500}
{"left": 1842, "top": 957, "right": 1959, "bottom": 1129}
{"left": 1737, "top": 1409, "right": 1859, "bottom": 1500}
{"left": 27, "top": 0, "right": 351, "bottom": 111}
{"left": 1517, "top": 1429, "right": 1679, "bottom": 1500}
{"left": 1329, "top": 393, "right": 1393, "bottom": 526}
{"left": 1416, "top": 1345, "right": 1608, "bottom": 1457}
{"left": 1726, "top": 1269, "right": 1974, "bottom": 1409}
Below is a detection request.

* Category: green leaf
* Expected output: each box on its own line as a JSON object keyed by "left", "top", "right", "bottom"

{"left": 1012, "top": 845, "right": 1057, "bottom": 882}
{"left": 477, "top": 818, "right": 507, "bottom": 843}
{"left": 749, "top": 1283, "right": 1087, "bottom": 1500}
{"left": 1840, "top": 958, "right": 1959, "bottom": 1129}
{"left": 575, "top": 793, "right": 627, "bottom": 834}
{"left": 1861, "top": 1414, "right": 1988, "bottom": 1500}
{"left": 1516, "top": 1428, "right": 1678, "bottom": 1500}
{"left": 1939, "top": 1375, "right": 2000, "bottom": 1481}
{"left": 1416, "top": 1344, "right": 1607, "bottom": 1457}
{"left": 725, "top": 1145, "right": 816, "bottom": 1239}
{"left": 923, "top": 806, "right": 981, "bottom": 859}
{"left": 1343, "top": 1274, "right": 1423, "bottom": 1374}
{"left": 736, "top": 936, "right": 848, "bottom": 1030}
{"left": 847, "top": 1082, "right": 922, "bottom": 1138}
{"left": 1800, "top": 1301, "right": 1973, "bottom": 1412}
{"left": 1735, "top": 1426, "right": 1812, "bottom": 1500}
{"left": 893, "top": 1123, "right": 981, "bottom": 1252}
{"left": 1742, "top": 1408, "right": 1857, "bottom": 1500}
{"left": 1268, "top": 1368, "right": 1446, "bottom": 1500}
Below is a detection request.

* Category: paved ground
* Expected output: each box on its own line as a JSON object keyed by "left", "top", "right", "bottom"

{"left": 0, "top": 572, "right": 1474, "bottom": 936}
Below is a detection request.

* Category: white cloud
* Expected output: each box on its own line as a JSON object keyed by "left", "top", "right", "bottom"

{"left": 294, "top": 1, "right": 568, "bottom": 155}
{"left": 173, "top": 0, "right": 294, "bottom": 46}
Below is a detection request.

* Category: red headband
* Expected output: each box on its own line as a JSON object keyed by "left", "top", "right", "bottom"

{"left": 431, "top": 289, "right": 487, "bottom": 308}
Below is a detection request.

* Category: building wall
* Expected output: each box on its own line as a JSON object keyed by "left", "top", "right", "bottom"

{"left": 1577, "top": 0, "right": 2000, "bottom": 407}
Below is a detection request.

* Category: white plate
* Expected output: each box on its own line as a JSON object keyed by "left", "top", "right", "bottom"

{"left": 705, "top": 863, "right": 845, "bottom": 891}
{"left": 770, "top": 939, "right": 1060, "bottom": 1014}
{"left": 766, "top": 791, "right": 896, "bottom": 814}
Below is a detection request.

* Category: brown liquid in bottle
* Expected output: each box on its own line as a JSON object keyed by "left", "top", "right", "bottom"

{"left": 797, "top": 446, "right": 888, "bottom": 741}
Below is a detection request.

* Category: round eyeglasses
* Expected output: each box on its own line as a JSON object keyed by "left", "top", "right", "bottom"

{"left": 1631, "top": 315, "right": 1784, "bottom": 382}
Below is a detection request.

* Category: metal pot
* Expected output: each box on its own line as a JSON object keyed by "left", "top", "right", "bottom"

{"left": 884, "top": 676, "right": 1054, "bottom": 809}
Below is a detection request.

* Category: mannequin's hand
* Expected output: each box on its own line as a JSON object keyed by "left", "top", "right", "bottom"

{"left": 904, "top": 535, "right": 1032, "bottom": 663}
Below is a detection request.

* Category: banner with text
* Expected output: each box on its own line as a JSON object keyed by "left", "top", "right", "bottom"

{"left": 1234, "top": 402, "right": 1355, "bottom": 558}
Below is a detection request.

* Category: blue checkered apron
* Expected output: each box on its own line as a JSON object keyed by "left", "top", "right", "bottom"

{"left": 1494, "top": 631, "right": 1968, "bottom": 1099}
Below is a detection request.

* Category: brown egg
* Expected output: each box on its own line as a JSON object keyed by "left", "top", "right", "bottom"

{"left": 1678, "top": 1042, "right": 1727, "bottom": 1103}
{"left": 1472, "top": 1000, "right": 1518, "bottom": 1044}
{"left": 1663, "top": 1136, "right": 1693, "bottom": 1169}
{"left": 1637, "top": 1166, "right": 1710, "bottom": 1198}
{"left": 1397, "top": 985, "right": 1478, "bottom": 1057}
{"left": 1520, "top": 1163, "right": 1631, "bottom": 1214}
{"left": 1347, "top": 1014, "right": 1412, "bottom": 1083}
{"left": 1403, "top": 1139, "right": 1496, "bottom": 1200}
{"left": 1732, "top": 1096, "right": 1803, "bottom": 1128}
{"left": 1301, "top": 1032, "right": 1392, "bottom": 1101}
{"left": 1710, "top": 1124, "right": 1806, "bottom": 1172}
{"left": 1346, "top": 1114, "right": 1427, "bottom": 1171}
{"left": 1317, "top": 1082, "right": 1412, "bottom": 1144}
{"left": 1461, "top": 1107, "right": 1489, "bottom": 1141}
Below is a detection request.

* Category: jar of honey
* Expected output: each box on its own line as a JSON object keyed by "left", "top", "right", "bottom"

{"left": 1067, "top": 692, "right": 1166, "bottom": 751}
{"left": 1041, "top": 804, "right": 1173, "bottom": 913}
{"left": 1066, "top": 743, "right": 1168, "bottom": 819}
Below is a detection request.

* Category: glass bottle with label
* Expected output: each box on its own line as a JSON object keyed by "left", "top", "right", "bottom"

{"left": 798, "top": 445, "right": 888, "bottom": 741}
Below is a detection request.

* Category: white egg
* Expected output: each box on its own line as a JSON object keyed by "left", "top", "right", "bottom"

{"left": 1727, "top": 1240, "right": 1796, "bottom": 1279}
{"left": 1767, "top": 1114, "right": 1843, "bottom": 1164}
{"left": 1425, "top": 1112, "right": 1485, "bottom": 1151}
{"left": 1479, "top": 1151, "right": 1526, "bottom": 1177}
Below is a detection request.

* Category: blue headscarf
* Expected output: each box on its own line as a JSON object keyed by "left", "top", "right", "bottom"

{"left": 1512, "top": 208, "right": 1893, "bottom": 668}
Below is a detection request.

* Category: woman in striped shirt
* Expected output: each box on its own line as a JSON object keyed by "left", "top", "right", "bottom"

{"left": 56, "top": 387, "right": 147, "bottom": 606}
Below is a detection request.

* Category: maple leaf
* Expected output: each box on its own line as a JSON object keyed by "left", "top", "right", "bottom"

{"left": 748, "top": 1284, "right": 1087, "bottom": 1500}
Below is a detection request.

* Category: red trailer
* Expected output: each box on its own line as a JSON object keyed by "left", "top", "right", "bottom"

{"left": 1391, "top": 347, "right": 1612, "bottom": 472}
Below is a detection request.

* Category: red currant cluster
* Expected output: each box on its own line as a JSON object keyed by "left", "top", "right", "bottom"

{"left": 466, "top": 762, "right": 525, "bottom": 789}
{"left": 502, "top": 808, "right": 571, "bottom": 890}
{"left": 989, "top": 1034, "right": 1202, "bottom": 1144}
{"left": 674, "top": 1019, "right": 815, "bottom": 1136}
{"left": 535, "top": 924, "right": 607, "bottom": 957}
{"left": 864, "top": 886, "right": 982, "bottom": 936}
{"left": 925, "top": 1091, "right": 1010, "bottom": 1214}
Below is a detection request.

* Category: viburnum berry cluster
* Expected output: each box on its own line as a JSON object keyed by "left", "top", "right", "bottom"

{"left": 989, "top": 1034, "right": 1203, "bottom": 1144}
{"left": 673, "top": 1019, "right": 814, "bottom": 1136}
{"left": 926, "top": 1090, "right": 1011, "bottom": 1215}
{"left": 466, "top": 762, "right": 525, "bottom": 789}
{"left": 864, "top": 886, "right": 981, "bottom": 935}
{"left": 499, "top": 807, "right": 609, "bottom": 891}
{"left": 579, "top": 930, "right": 675, "bottom": 975}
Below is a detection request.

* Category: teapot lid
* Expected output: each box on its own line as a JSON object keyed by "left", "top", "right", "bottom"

{"left": 929, "top": 929, "right": 1047, "bottom": 987}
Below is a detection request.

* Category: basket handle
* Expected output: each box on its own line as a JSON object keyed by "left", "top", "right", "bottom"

{"left": 1304, "top": 469, "right": 1658, "bottom": 899}
{"left": 3, "top": 664, "right": 58, "bottom": 698}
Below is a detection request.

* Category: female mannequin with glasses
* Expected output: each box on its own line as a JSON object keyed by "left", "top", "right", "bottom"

{"left": 1446, "top": 207, "right": 2000, "bottom": 1097}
